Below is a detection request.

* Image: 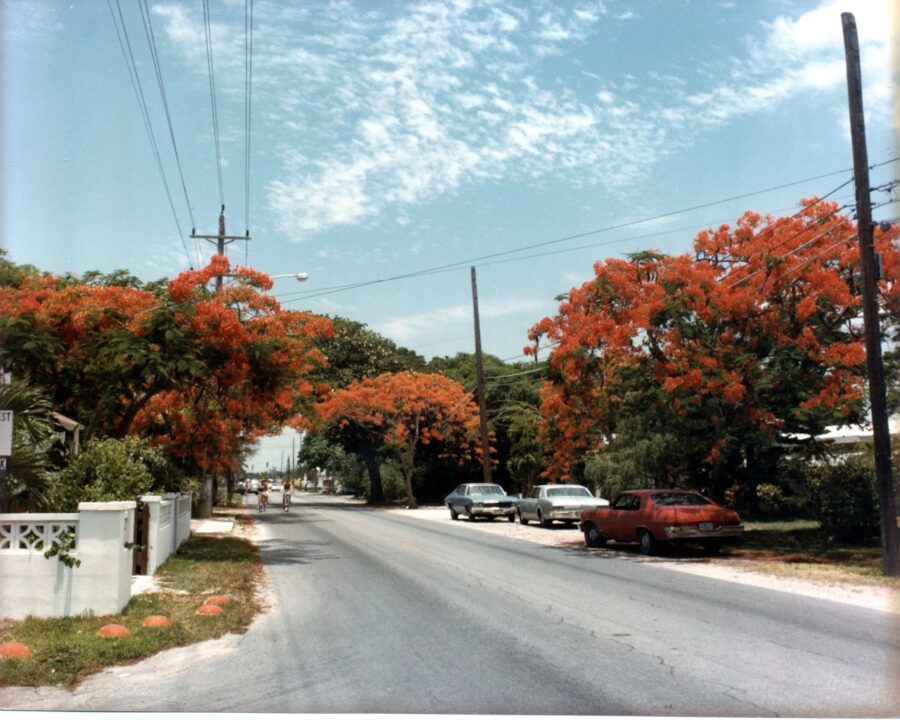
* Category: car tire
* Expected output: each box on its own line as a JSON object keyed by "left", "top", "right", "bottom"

{"left": 583, "top": 522, "right": 606, "bottom": 548}
{"left": 449, "top": 504, "right": 458, "bottom": 520}
{"left": 507, "top": 513, "right": 516, "bottom": 523}
{"left": 538, "top": 509, "right": 552, "bottom": 528}
{"left": 518, "top": 509, "right": 529, "bottom": 525}
{"left": 703, "top": 541, "right": 722, "bottom": 555}
{"left": 467, "top": 506, "right": 477, "bottom": 521}
{"left": 638, "top": 529, "right": 657, "bottom": 555}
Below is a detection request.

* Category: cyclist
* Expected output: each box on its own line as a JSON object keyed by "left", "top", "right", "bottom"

{"left": 257, "top": 478, "right": 269, "bottom": 512}
{"left": 282, "top": 478, "right": 292, "bottom": 511}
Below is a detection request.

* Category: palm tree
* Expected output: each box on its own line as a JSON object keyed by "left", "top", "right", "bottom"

{"left": 0, "top": 379, "right": 59, "bottom": 512}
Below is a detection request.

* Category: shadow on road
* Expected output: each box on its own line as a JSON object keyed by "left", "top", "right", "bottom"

{"left": 257, "top": 537, "right": 341, "bottom": 566}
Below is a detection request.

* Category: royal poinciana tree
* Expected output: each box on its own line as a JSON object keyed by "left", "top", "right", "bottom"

{"left": 315, "top": 371, "right": 484, "bottom": 506}
{"left": 0, "top": 254, "right": 333, "bottom": 479}
{"left": 527, "top": 201, "right": 900, "bottom": 502}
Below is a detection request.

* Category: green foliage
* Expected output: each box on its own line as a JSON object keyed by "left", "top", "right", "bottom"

{"left": 806, "top": 451, "right": 879, "bottom": 543}
{"left": 52, "top": 437, "right": 184, "bottom": 511}
{"left": 43, "top": 530, "right": 81, "bottom": 568}
{"left": 312, "top": 316, "right": 426, "bottom": 389}
{"left": 582, "top": 414, "right": 691, "bottom": 500}
{"left": 0, "top": 378, "right": 60, "bottom": 512}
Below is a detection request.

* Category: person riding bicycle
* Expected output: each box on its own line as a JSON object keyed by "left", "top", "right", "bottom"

{"left": 258, "top": 478, "right": 270, "bottom": 511}
{"left": 282, "top": 478, "right": 292, "bottom": 510}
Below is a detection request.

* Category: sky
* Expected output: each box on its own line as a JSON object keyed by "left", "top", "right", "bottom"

{"left": 2, "top": 0, "right": 898, "bottom": 470}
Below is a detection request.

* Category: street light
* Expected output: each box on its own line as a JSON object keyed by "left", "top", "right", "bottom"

{"left": 270, "top": 273, "right": 309, "bottom": 283}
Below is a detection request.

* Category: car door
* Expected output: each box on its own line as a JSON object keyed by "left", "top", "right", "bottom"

{"left": 519, "top": 487, "right": 535, "bottom": 519}
{"left": 449, "top": 486, "right": 465, "bottom": 513}
{"left": 605, "top": 493, "right": 637, "bottom": 541}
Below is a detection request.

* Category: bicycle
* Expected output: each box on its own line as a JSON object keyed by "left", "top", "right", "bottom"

{"left": 282, "top": 489, "right": 291, "bottom": 511}
{"left": 257, "top": 490, "right": 268, "bottom": 512}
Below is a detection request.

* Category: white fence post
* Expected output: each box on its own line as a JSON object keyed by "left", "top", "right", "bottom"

{"left": 73, "top": 501, "right": 135, "bottom": 616}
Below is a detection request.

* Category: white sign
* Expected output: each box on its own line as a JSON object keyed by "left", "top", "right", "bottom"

{"left": 0, "top": 410, "right": 12, "bottom": 457}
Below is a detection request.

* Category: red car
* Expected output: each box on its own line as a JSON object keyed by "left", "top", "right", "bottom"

{"left": 579, "top": 489, "right": 743, "bottom": 555}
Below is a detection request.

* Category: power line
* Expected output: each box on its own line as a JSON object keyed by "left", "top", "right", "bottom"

{"left": 280, "top": 163, "right": 898, "bottom": 306}
{"left": 244, "top": 0, "right": 254, "bottom": 266}
{"left": 138, "top": 0, "right": 201, "bottom": 268}
{"left": 108, "top": 0, "right": 190, "bottom": 264}
{"left": 202, "top": 0, "right": 225, "bottom": 207}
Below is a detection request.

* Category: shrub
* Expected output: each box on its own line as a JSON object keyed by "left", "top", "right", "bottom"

{"left": 52, "top": 437, "right": 184, "bottom": 511}
{"left": 807, "top": 451, "right": 879, "bottom": 543}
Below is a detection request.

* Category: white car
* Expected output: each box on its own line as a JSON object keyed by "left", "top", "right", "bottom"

{"left": 516, "top": 484, "right": 610, "bottom": 527}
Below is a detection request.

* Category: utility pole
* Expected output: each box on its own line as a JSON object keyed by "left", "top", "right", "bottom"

{"left": 470, "top": 266, "right": 493, "bottom": 484}
{"left": 842, "top": 12, "right": 899, "bottom": 576}
{"left": 190, "top": 205, "right": 251, "bottom": 291}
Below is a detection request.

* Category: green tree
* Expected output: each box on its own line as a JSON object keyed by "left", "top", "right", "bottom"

{"left": 0, "top": 378, "right": 59, "bottom": 512}
{"left": 51, "top": 436, "right": 184, "bottom": 511}
{"left": 312, "top": 316, "right": 426, "bottom": 389}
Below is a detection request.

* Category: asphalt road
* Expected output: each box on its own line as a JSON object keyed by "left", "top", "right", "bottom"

{"left": 3, "top": 493, "right": 898, "bottom": 715}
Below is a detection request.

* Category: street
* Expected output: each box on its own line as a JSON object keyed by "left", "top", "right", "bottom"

{"left": 2, "top": 492, "right": 898, "bottom": 715}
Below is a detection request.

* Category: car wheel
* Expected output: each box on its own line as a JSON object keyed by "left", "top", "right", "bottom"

{"left": 507, "top": 512, "right": 516, "bottom": 523}
{"left": 703, "top": 541, "right": 722, "bottom": 555}
{"left": 638, "top": 529, "right": 657, "bottom": 555}
{"left": 518, "top": 509, "right": 529, "bottom": 526}
{"left": 467, "top": 505, "right": 477, "bottom": 521}
{"left": 583, "top": 522, "right": 606, "bottom": 548}
{"left": 449, "top": 504, "right": 458, "bottom": 520}
{"left": 538, "top": 509, "right": 552, "bottom": 528}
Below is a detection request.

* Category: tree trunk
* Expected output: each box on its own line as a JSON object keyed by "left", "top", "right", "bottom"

{"left": 358, "top": 442, "right": 384, "bottom": 504}
{"left": 402, "top": 419, "right": 419, "bottom": 508}
{"left": 226, "top": 467, "right": 235, "bottom": 502}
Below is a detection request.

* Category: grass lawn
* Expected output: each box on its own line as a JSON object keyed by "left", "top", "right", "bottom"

{"left": 0, "top": 534, "right": 261, "bottom": 689}
{"left": 719, "top": 518, "right": 900, "bottom": 587}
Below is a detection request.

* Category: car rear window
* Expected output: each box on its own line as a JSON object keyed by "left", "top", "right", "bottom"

{"left": 470, "top": 485, "right": 504, "bottom": 496}
{"left": 653, "top": 492, "right": 711, "bottom": 506}
{"left": 547, "top": 487, "right": 592, "bottom": 498}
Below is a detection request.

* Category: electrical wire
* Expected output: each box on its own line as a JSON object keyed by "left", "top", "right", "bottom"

{"left": 203, "top": 0, "right": 225, "bottom": 207}
{"left": 138, "top": 0, "right": 201, "bottom": 268}
{"left": 108, "top": 0, "right": 191, "bottom": 264}
{"left": 244, "top": 0, "right": 254, "bottom": 266}
{"left": 279, "top": 164, "right": 896, "bottom": 306}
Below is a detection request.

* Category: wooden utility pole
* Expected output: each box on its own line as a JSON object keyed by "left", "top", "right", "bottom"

{"left": 470, "top": 266, "right": 493, "bottom": 484}
{"left": 190, "top": 205, "right": 251, "bottom": 291}
{"left": 842, "top": 12, "right": 899, "bottom": 576}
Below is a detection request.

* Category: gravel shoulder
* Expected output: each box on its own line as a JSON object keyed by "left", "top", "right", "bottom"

{"left": 384, "top": 504, "right": 900, "bottom": 615}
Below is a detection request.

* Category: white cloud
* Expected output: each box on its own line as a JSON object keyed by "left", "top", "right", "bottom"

{"left": 377, "top": 298, "right": 546, "bottom": 343}
{"left": 153, "top": 0, "right": 895, "bottom": 240}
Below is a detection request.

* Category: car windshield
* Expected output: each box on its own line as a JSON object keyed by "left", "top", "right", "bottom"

{"left": 470, "top": 485, "right": 505, "bottom": 496}
{"left": 653, "top": 492, "right": 711, "bottom": 506}
{"left": 547, "top": 486, "right": 593, "bottom": 498}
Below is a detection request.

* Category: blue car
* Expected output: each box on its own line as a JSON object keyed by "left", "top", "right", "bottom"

{"left": 444, "top": 483, "right": 518, "bottom": 522}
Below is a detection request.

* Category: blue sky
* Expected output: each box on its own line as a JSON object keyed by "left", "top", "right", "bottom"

{"left": 2, "top": 0, "right": 897, "bottom": 469}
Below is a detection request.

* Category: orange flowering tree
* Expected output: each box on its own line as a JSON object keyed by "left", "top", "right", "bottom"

{"left": 0, "top": 254, "right": 332, "bottom": 478}
{"left": 527, "top": 201, "right": 900, "bottom": 501}
{"left": 315, "top": 371, "right": 483, "bottom": 506}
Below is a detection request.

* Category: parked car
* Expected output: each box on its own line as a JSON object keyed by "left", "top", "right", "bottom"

{"left": 516, "top": 484, "right": 609, "bottom": 527}
{"left": 248, "top": 479, "right": 260, "bottom": 494}
{"left": 579, "top": 489, "right": 743, "bottom": 555}
{"left": 235, "top": 479, "right": 247, "bottom": 495}
{"left": 444, "top": 483, "right": 517, "bottom": 521}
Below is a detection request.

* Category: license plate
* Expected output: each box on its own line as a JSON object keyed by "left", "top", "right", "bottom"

{"left": 699, "top": 522, "right": 714, "bottom": 532}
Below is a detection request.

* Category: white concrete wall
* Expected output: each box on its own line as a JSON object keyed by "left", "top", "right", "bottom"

{"left": 0, "top": 492, "right": 194, "bottom": 620}
{"left": 141, "top": 496, "right": 174, "bottom": 575}
{"left": 0, "top": 502, "right": 135, "bottom": 620}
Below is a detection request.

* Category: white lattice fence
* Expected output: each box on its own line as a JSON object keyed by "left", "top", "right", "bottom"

{"left": 0, "top": 514, "right": 79, "bottom": 552}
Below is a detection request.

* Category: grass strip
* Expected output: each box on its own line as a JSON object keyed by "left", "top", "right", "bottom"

{"left": 0, "top": 535, "right": 261, "bottom": 689}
